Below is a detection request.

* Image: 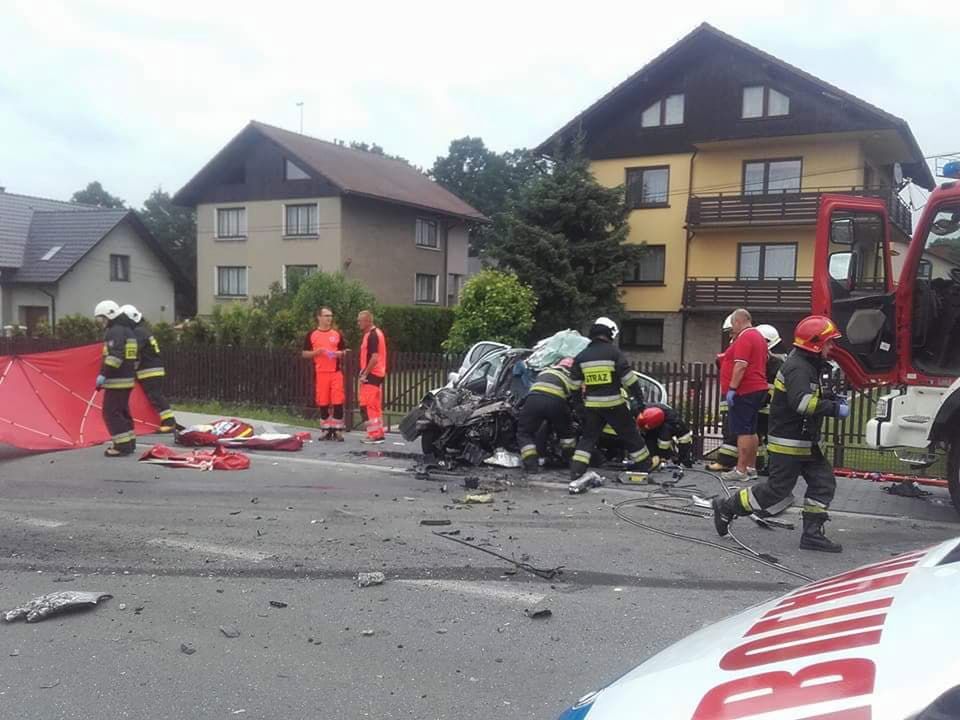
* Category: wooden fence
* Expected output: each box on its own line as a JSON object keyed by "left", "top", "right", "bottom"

{"left": 2, "top": 339, "right": 897, "bottom": 469}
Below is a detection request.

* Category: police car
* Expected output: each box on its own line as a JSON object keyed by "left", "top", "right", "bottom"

{"left": 558, "top": 538, "right": 960, "bottom": 719}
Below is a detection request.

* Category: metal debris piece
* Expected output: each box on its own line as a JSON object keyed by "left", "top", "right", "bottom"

{"left": 525, "top": 606, "right": 552, "bottom": 620}
{"left": 569, "top": 471, "right": 604, "bottom": 494}
{"left": 431, "top": 531, "right": 563, "bottom": 581}
{"left": 180, "top": 642, "right": 196, "bottom": 655}
{"left": 3, "top": 591, "right": 112, "bottom": 623}
{"left": 39, "top": 679, "right": 60, "bottom": 689}
{"left": 356, "top": 572, "right": 385, "bottom": 588}
{"left": 219, "top": 625, "right": 241, "bottom": 639}
{"left": 484, "top": 449, "right": 521, "bottom": 468}
{"left": 463, "top": 493, "right": 494, "bottom": 505}
{"left": 361, "top": 629, "right": 375, "bottom": 637}
{"left": 419, "top": 519, "right": 452, "bottom": 526}
{"left": 269, "top": 600, "right": 288, "bottom": 608}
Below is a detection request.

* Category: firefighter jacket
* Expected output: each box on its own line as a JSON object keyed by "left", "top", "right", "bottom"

{"left": 767, "top": 349, "right": 840, "bottom": 456}
{"left": 647, "top": 403, "right": 693, "bottom": 449}
{"left": 528, "top": 366, "right": 578, "bottom": 401}
{"left": 133, "top": 323, "right": 165, "bottom": 380}
{"left": 100, "top": 320, "right": 138, "bottom": 390}
{"left": 571, "top": 340, "right": 644, "bottom": 410}
{"left": 759, "top": 353, "right": 786, "bottom": 416}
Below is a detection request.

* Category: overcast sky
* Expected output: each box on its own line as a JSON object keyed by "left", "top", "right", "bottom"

{"left": 2, "top": 0, "right": 957, "bottom": 207}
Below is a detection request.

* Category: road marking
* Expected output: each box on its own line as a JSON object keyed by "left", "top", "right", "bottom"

{"left": 256, "top": 455, "right": 408, "bottom": 475}
{"left": 147, "top": 538, "right": 270, "bottom": 562}
{"left": 18, "top": 517, "right": 67, "bottom": 528}
{"left": 395, "top": 579, "right": 546, "bottom": 605}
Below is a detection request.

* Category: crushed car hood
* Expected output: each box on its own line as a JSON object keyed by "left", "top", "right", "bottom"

{"left": 565, "top": 538, "right": 960, "bottom": 719}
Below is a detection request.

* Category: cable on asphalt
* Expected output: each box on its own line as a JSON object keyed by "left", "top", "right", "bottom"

{"left": 430, "top": 531, "right": 564, "bottom": 581}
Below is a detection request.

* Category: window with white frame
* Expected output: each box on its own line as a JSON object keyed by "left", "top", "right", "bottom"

{"left": 641, "top": 94, "right": 685, "bottom": 128}
{"left": 415, "top": 273, "right": 438, "bottom": 303}
{"left": 283, "top": 264, "right": 318, "bottom": 290}
{"left": 447, "top": 273, "right": 464, "bottom": 304}
{"left": 737, "top": 243, "right": 797, "bottom": 280}
{"left": 285, "top": 204, "right": 318, "bottom": 236}
{"left": 110, "top": 254, "right": 130, "bottom": 282}
{"left": 742, "top": 86, "right": 790, "bottom": 119}
{"left": 216, "top": 207, "right": 246, "bottom": 238}
{"left": 216, "top": 266, "right": 248, "bottom": 297}
{"left": 416, "top": 218, "right": 439, "bottom": 248}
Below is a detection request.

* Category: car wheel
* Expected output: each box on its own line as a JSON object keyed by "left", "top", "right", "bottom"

{"left": 421, "top": 425, "right": 443, "bottom": 457}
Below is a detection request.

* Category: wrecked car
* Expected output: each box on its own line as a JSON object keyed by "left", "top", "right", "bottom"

{"left": 400, "top": 336, "right": 666, "bottom": 464}
{"left": 557, "top": 539, "right": 960, "bottom": 719}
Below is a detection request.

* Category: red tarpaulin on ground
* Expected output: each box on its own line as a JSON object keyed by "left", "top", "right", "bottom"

{"left": 0, "top": 344, "right": 161, "bottom": 453}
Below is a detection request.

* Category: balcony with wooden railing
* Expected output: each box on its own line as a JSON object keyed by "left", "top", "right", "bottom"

{"left": 684, "top": 277, "right": 813, "bottom": 312}
{"left": 686, "top": 187, "right": 912, "bottom": 236}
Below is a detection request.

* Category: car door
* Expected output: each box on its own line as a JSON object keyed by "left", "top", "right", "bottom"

{"left": 812, "top": 195, "right": 900, "bottom": 388}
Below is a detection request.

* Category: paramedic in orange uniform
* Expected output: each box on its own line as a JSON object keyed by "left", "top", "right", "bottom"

{"left": 357, "top": 310, "right": 387, "bottom": 444}
{"left": 301, "top": 307, "right": 347, "bottom": 438}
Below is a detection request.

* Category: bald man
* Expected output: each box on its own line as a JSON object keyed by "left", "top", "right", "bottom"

{"left": 357, "top": 310, "right": 388, "bottom": 444}
{"left": 721, "top": 309, "right": 770, "bottom": 482}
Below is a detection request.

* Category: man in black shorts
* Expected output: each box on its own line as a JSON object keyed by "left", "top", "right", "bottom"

{"left": 721, "top": 309, "right": 769, "bottom": 482}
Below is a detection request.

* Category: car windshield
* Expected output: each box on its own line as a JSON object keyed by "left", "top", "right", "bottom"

{"left": 457, "top": 353, "right": 506, "bottom": 396}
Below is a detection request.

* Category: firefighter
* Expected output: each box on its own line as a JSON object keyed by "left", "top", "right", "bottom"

{"left": 755, "top": 324, "right": 786, "bottom": 474}
{"left": 637, "top": 404, "right": 695, "bottom": 468}
{"left": 94, "top": 300, "right": 138, "bottom": 457}
{"left": 517, "top": 358, "right": 578, "bottom": 472}
{"left": 707, "top": 313, "right": 739, "bottom": 472}
{"left": 302, "top": 307, "right": 348, "bottom": 440}
{"left": 569, "top": 317, "right": 651, "bottom": 485}
{"left": 712, "top": 315, "right": 849, "bottom": 553}
{"left": 121, "top": 304, "right": 176, "bottom": 432}
{"left": 357, "top": 310, "right": 387, "bottom": 444}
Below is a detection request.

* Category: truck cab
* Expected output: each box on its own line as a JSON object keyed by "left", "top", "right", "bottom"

{"left": 812, "top": 166, "right": 960, "bottom": 509}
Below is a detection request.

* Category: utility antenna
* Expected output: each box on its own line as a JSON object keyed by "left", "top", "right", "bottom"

{"left": 296, "top": 102, "right": 304, "bottom": 134}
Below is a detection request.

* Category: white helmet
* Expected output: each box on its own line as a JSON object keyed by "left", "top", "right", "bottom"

{"left": 756, "top": 324, "right": 782, "bottom": 350}
{"left": 94, "top": 300, "right": 121, "bottom": 320}
{"left": 592, "top": 316, "right": 619, "bottom": 340}
{"left": 722, "top": 312, "right": 735, "bottom": 333}
{"left": 120, "top": 304, "right": 142, "bottom": 324}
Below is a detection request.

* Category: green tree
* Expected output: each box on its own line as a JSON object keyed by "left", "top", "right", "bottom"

{"left": 71, "top": 181, "right": 125, "bottom": 208}
{"left": 488, "top": 145, "right": 642, "bottom": 337}
{"left": 54, "top": 314, "right": 100, "bottom": 344}
{"left": 443, "top": 270, "right": 536, "bottom": 351}
{"left": 430, "top": 137, "right": 545, "bottom": 254}
{"left": 139, "top": 187, "right": 198, "bottom": 317}
{"left": 290, "top": 272, "right": 378, "bottom": 349}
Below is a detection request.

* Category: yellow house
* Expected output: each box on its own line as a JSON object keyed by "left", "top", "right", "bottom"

{"left": 538, "top": 23, "right": 933, "bottom": 363}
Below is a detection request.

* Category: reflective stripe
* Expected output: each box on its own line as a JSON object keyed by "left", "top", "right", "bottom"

{"left": 628, "top": 446, "right": 650, "bottom": 462}
{"left": 718, "top": 444, "right": 739, "bottom": 458}
{"left": 765, "top": 493, "right": 795, "bottom": 515}
{"left": 657, "top": 440, "right": 673, "bottom": 450}
{"left": 530, "top": 383, "right": 567, "bottom": 399}
{"left": 797, "top": 393, "right": 819, "bottom": 415}
{"left": 159, "top": 409, "right": 175, "bottom": 420}
{"left": 768, "top": 443, "right": 812, "bottom": 456}
{"left": 559, "top": 438, "right": 576, "bottom": 449}
{"left": 739, "top": 488, "right": 755, "bottom": 513}
{"left": 719, "top": 401, "right": 728, "bottom": 412}
{"left": 543, "top": 368, "right": 578, "bottom": 391}
{"left": 568, "top": 379, "right": 583, "bottom": 390}
{"left": 521, "top": 445, "right": 538, "bottom": 460}
{"left": 572, "top": 450, "right": 592, "bottom": 464}
{"left": 676, "top": 432, "right": 693, "bottom": 444}
{"left": 137, "top": 367, "right": 166, "bottom": 380}
{"left": 103, "top": 379, "right": 135, "bottom": 389}
{"left": 580, "top": 360, "right": 615, "bottom": 369}
{"left": 124, "top": 339, "right": 138, "bottom": 360}
{"left": 601, "top": 424, "right": 617, "bottom": 436}
{"left": 768, "top": 435, "right": 812, "bottom": 448}
{"left": 112, "top": 431, "right": 135, "bottom": 443}
{"left": 759, "top": 405, "right": 770, "bottom": 415}
{"left": 774, "top": 378, "right": 787, "bottom": 392}
{"left": 803, "top": 502, "right": 828, "bottom": 513}
{"left": 621, "top": 371, "right": 638, "bottom": 387}
{"left": 585, "top": 395, "right": 626, "bottom": 408}
{"left": 104, "top": 356, "right": 122, "bottom": 368}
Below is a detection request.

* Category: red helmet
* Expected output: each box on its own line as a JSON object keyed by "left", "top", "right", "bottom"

{"left": 793, "top": 315, "right": 842, "bottom": 353}
{"left": 637, "top": 406, "right": 666, "bottom": 431}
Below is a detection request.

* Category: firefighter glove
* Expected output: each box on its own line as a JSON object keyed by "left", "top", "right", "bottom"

{"left": 95, "top": 374, "right": 106, "bottom": 390}
{"left": 725, "top": 389, "right": 737, "bottom": 408}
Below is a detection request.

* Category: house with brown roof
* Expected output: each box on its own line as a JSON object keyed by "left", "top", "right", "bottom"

{"left": 0, "top": 188, "right": 180, "bottom": 334}
{"left": 538, "top": 22, "right": 933, "bottom": 363}
{"left": 173, "top": 121, "right": 486, "bottom": 313}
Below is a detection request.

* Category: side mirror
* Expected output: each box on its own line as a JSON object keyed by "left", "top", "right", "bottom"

{"left": 448, "top": 372, "right": 460, "bottom": 385}
{"left": 829, "top": 251, "right": 856, "bottom": 290}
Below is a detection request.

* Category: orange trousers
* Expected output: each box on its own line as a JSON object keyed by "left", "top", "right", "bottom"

{"left": 359, "top": 382, "right": 384, "bottom": 439}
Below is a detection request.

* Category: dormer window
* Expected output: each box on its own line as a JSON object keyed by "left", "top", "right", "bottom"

{"left": 742, "top": 86, "right": 790, "bottom": 119}
{"left": 285, "top": 159, "right": 310, "bottom": 181}
{"left": 641, "top": 94, "right": 684, "bottom": 128}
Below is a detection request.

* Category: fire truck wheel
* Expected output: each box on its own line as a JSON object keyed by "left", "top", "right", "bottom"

{"left": 948, "top": 438, "right": 960, "bottom": 516}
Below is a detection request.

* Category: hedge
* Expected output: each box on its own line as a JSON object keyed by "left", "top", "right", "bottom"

{"left": 378, "top": 305, "right": 454, "bottom": 353}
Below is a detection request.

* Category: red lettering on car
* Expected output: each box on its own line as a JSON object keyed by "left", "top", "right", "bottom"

{"left": 746, "top": 598, "right": 893, "bottom": 637}
{"left": 765, "top": 574, "right": 908, "bottom": 618}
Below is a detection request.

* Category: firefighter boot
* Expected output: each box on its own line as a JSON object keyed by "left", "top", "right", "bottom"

{"left": 712, "top": 495, "right": 742, "bottom": 537}
{"left": 800, "top": 512, "right": 842, "bottom": 553}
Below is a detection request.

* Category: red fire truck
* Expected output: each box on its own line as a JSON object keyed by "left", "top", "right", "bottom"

{"left": 811, "top": 163, "right": 960, "bottom": 511}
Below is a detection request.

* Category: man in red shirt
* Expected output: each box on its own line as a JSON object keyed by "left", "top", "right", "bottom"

{"left": 357, "top": 310, "right": 387, "bottom": 444}
{"left": 302, "top": 307, "right": 348, "bottom": 440}
{"left": 707, "top": 314, "right": 740, "bottom": 471}
{"left": 721, "top": 308, "right": 769, "bottom": 482}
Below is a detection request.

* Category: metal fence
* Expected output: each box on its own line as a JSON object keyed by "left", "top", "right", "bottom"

{"left": 2, "top": 339, "right": 910, "bottom": 471}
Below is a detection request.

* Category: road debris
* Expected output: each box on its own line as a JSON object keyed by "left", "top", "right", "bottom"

{"left": 463, "top": 477, "right": 480, "bottom": 490}
{"left": 569, "top": 471, "right": 604, "bottom": 494}
{"left": 269, "top": 600, "right": 288, "bottom": 608}
{"left": 361, "top": 630, "right": 375, "bottom": 637}
{"left": 118, "top": 603, "right": 127, "bottom": 611}
{"left": 525, "top": 606, "right": 552, "bottom": 620}
{"left": 430, "top": 531, "right": 563, "bottom": 580}
{"left": 219, "top": 625, "right": 241, "bottom": 639}
{"left": 463, "top": 493, "right": 494, "bottom": 505}
{"left": 3, "top": 591, "right": 112, "bottom": 623}
{"left": 419, "top": 519, "right": 452, "bottom": 526}
{"left": 356, "top": 572, "right": 385, "bottom": 588}
{"left": 39, "top": 680, "right": 60, "bottom": 689}
{"left": 484, "top": 449, "right": 521, "bottom": 468}
{"left": 180, "top": 642, "right": 196, "bottom": 655}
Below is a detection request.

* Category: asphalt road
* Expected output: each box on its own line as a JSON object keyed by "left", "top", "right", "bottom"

{"left": 0, "top": 434, "right": 956, "bottom": 720}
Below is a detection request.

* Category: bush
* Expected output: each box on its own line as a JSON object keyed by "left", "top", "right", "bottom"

{"left": 55, "top": 314, "right": 100, "bottom": 344}
{"left": 379, "top": 306, "right": 454, "bottom": 353}
{"left": 444, "top": 270, "right": 537, "bottom": 351}
{"left": 290, "top": 272, "right": 378, "bottom": 349}
{"left": 179, "top": 317, "right": 213, "bottom": 346}
{"left": 151, "top": 321, "right": 177, "bottom": 350}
